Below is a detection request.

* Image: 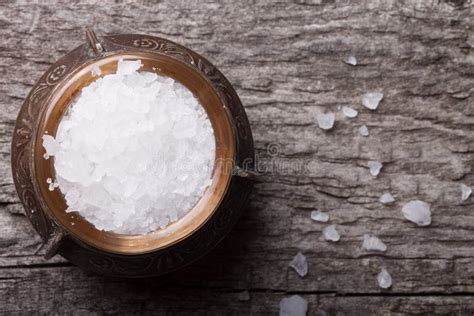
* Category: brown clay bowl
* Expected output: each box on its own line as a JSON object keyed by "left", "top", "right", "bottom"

{"left": 11, "top": 30, "right": 255, "bottom": 277}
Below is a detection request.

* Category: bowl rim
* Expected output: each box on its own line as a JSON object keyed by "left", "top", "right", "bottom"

{"left": 32, "top": 51, "right": 237, "bottom": 255}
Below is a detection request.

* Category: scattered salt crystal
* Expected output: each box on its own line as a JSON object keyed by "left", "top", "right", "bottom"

{"left": 43, "top": 59, "right": 215, "bottom": 234}
{"left": 237, "top": 290, "right": 250, "bottom": 301}
{"left": 402, "top": 200, "right": 431, "bottom": 226}
{"left": 377, "top": 268, "right": 392, "bottom": 289}
{"left": 43, "top": 153, "right": 49, "bottom": 160}
{"left": 343, "top": 55, "right": 357, "bottom": 66}
{"left": 323, "top": 224, "right": 340, "bottom": 242}
{"left": 317, "top": 112, "right": 335, "bottom": 130}
{"left": 342, "top": 106, "right": 358, "bottom": 118}
{"left": 368, "top": 161, "right": 383, "bottom": 177}
{"left": 91, "top": 64, "right": 102, "bottom": 77}
{"left": 379, "top": 192, "right": 395, "bottom": 204}
{"left": 289, "top": 252, "right": 308, "bottom": 277}
{"left": 46, "top": 179, "right": 59, "bottom": 192}
{"left": 279, "top": 295, "right": 308, "bottom": 316}
{"left": 461, "top": 184, "right": 472, "bottom": 201}
{"left": 362, "top": 92, "right": 383, "bottom": 110}
{"left": 362, "top": 234, "right": 387, "bottom": 252}
{"left": 359, "top": 125, "right": 369, "bottom": 137}
{"left": 311, "top": 210, "right": 329, "bottom": 222}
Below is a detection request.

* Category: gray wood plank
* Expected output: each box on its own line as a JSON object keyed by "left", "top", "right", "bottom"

{"left": 0, "top": 0, "right": 473, "bottom": 314}
{"left": 2, "top": 266, "right": 474, "bottom": 315}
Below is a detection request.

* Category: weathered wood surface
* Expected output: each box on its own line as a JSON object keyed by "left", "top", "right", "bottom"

{"left": 1, "top": 0, "right": 473, "bottom": 314}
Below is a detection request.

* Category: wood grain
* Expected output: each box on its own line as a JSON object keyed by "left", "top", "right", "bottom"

{"left": 0, "top": 0, "right": 473, "bottom": 314}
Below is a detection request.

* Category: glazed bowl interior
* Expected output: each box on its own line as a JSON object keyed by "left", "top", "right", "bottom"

{"left": 34, "top": 52, "right": 235, "bottom": 255}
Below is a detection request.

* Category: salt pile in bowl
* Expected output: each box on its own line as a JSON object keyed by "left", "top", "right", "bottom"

{"left": 42, "top": 59, "right": 215, "bottom": 234}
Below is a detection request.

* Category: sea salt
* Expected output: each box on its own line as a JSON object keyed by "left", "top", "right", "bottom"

{"left": 42, "top": 59, "right": 215, "bottom": 234}
{"left": 368, "top": 160, "right": 383, "bottom": 177}
{"left": 323, "top": 224, "right": 340, "bottom": 242}
{"left": 237, "top": 290, "right": 250, "bottom": 301}
{"left": 343, "top": 55, "right": 357, "bottom": 66}
{"left": 362, "top": 234, "right": 387, "bottom": 252}
{"left": 42, "top": 135, "right": 61, "bottom": 156}
{"left": 402, "top": 200, "right": 431, "bottom": 226}
{"left": 342, "top": 106, "right": 358, "bottom": 118}
{"left": 359, "top": 125, "right": 369, "bottom": 137}
{"left": 310, "top": 210, "right": 329, "bottom": 222}
{"left": 379, "top": 192, "right": 395, "bottom": 204}
{"left": 48, "top": 181, "right": 59, "bottom": 192}
{"left": 91, "top": 64, "right": 102, "bottom": 77}
{"left": 280, "top": 295, "right": 308, "bottom": 316}
{"left": 377, "top": 268, "right": 392, "bottom": 289}
{"left": 362, "top": 92, "right": 383, "bottom": 110}
{"left": 317, "top": 112, "right": 335, "bottom": 130}
{"left": 289, "top": 252, "right": 308, "bottom": 277}
{"left": 461, "top": 184, "right": 472, "bottom": 201}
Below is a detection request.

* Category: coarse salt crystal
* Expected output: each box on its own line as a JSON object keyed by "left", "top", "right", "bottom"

{"left": 343, "top": 55, "right": 357, "bottom": 66}
{"left": 342, "top": 106, "right": 358, "bottom": 118}
{"left": 377, "top": 268, "right": 392, "bottom": 289}
{"left": 117, "top": 59, "right": 142, "bottom": 75}
{"left": 359, "top": 125, "right": 369, "bottom": 137}
{"left": 368, "top": 160, "right": 383, "bottom": 177}
{"left": 48, "top": 183, "right": 55, "bottom": 191}
{"left": 46, "top": 179, "right": 59, "bottom": 192}
{"left": 280, "top": 295, "right": 308, "bottom": 316}
{"left": 461, "top": 184, "right": 472, "bottom": 201}
{"left": 323, "top": 224, "right": 340, "bottom": 242}
{"left": 402, "top": 200, "right": 431, "bottom": 226}
{"left": 289, "top": 252, "right": 308, "bottom": 277}
{"left": 379, "top": 192, "right": 395, "bottom": 204}
{"left": 310, "top": 210, "right": 329, "bottom": 222}
{"left": 362, "top": 92, "right": 383, "bottom": 110}
{"left": 91, "top": 64, "right": 102, "bottom": 77}
{"left": 43, "top": 59, "right": 215, "bottom": 234}
{"left": 237, "top": 290, "right": 250, "bottom": 301}
{"left": 362, "top": 234, "right": 387, "bottom": 252}
{"left": 317, "top": 112, "right": 335, "bottom": 130}
{"left": 42, "top": 135, "right": 61, "bottom": 156}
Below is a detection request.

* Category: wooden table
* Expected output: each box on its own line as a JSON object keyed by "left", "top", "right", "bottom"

{"left": 1, "top": 1, "right": 473, "bottom": 314}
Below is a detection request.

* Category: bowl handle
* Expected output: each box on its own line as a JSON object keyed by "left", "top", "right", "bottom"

{"left": 44, "top": 229, "right": 67, "bottom": 260}
{"left": 85, "top": 28, "right": 105, "bottom": 54}
{"left": 234, "top": 166, "right": 260, "bottom": 182}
